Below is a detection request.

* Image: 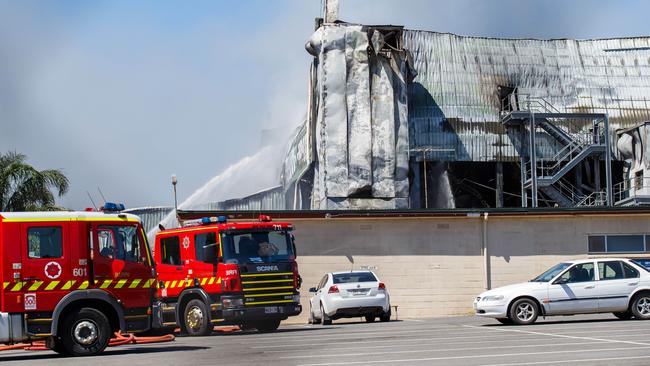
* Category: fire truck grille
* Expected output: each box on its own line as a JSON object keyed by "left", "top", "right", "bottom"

{"left": 240, "top": 272, "right": 296, "bottom": 306}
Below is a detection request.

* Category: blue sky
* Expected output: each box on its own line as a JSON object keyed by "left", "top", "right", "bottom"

{"left": 1, "top": 0, "right": 648, "bottom": 209}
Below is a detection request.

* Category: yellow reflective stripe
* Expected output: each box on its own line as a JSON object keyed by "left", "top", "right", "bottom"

{"left": 142, "top": 279, "right": 154, "bottom": 289}
{"left": 78, "top": 281, "right": 89, "bottom": 290}
{"left": 244, "top": 292, "right": 293, "bottom": 298}
{"left": 114, "top": 279, "right": 128, "bottom": 289}
{"left": 240, "top": 272, "right": 293, "bottom": 278}
{"left": 45, "top": 281, "right": 60, "bottom": 291}
{"left": 208, "top": 277, "right": 215, "bottom": 285}
{"left": 243, "top": 286, "right": 294, "bottom": 292}
{"left": 28, "top": 281, "right": 44, "bottom": 291}
{"left": 61, "top": 280, "right": 76, "bottom": 290}
{"left": 129, "top": 279, "right": 142, "bottom": 288}
{"left": 200, "top": 278, "right": 208, "bottom": 285}
{"left": 241, "top": 279, "right": 293, "bottom": 284}
{"left": 10, "top": 282, "right": 24, "bottom": 291}
{"left": 3, "top": 282, "right": 9, "bottom": 290}
{"left": 170, "top": 280, "right": 177, "bottom": 288}
{"left": 100, "top": 280, "right": 112, "bottom": 289}
{"left": 244, "top": 299, "right": 294, "bottom": 305}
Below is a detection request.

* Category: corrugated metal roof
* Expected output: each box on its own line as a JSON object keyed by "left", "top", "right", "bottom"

{"left": 405, "top": 31, "right": 650, "bottom": 161}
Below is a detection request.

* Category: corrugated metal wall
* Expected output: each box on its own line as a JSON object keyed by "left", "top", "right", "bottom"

{"left": 123, "top": 206, "right": 173, "bottom": 233}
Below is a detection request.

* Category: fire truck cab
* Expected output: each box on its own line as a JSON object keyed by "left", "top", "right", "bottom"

{"left": 0, "top": 208, "right": 157, "bottom": 356}
{"left": 153, "top": 215, "right": 301, "bottom": 335}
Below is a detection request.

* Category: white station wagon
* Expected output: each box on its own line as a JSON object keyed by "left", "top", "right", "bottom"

{"left": 474, "top": 258, "right": 650, "bottom": 325}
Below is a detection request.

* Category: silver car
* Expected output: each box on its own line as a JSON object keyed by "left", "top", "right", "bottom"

{"left": 308, "top": 271, "right": 391, "bottom": 325}
{"left": 474, "top": 258, "right": 650, "bottom": 325}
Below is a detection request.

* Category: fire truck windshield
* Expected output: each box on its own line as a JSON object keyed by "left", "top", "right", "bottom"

{"left": 220, "top": 230, "right": 295, "bottom": 264}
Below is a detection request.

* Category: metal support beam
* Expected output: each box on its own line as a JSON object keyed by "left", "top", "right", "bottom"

{"left": 604, "top": 115, "right": 613, "bottom": 206}
{"left": 496, "top": 162, "right": 504, "bottom": 207}
{"left": 529, "top": 113, "right": 538, "bottom": 207}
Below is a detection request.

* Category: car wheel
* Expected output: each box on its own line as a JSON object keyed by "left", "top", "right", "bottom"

{"left": 61, "top": 307, "right": 111, "bottom": 356}
{"left": 631, "top": 293, "right": 650, "bottom": 320}
{"left": 613, "top": 311, "right": 633, "bottom": 320}
{"left": 379, "top": 311, "right": 391, "bottom": 322}
{"left": 496, "top": 318, "right": 513, "bottom": 325}
{"left": 309, "top": 304, "right": 320, "bottom": 324}
{"left": 365, "top": 316, "right": 375, "bottom": 323}
{"left": 321, "top": 304, "right": 332, "bottom": 325}
{"left": 183, "top": 299, "right": 211, "bottom": 336}
{"left": 509, "top": 298, "right": 538, "bottom": 325}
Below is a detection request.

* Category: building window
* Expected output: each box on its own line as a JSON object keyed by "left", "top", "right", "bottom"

{"left": 588, "top": 234, "right": 647, "bottom": 253}
{"left": 160, "top": 236, "right": 181, "bottom": 265}
{"left": 28, "top": 227, "right": 63, "bottom": 259}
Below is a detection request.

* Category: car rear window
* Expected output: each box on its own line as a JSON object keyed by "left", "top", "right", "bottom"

{"left": 333, "top": 272, "right": 377, "bottom": 284}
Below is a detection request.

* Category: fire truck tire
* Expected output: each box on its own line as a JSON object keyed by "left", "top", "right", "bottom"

{"left": 253, "top": 319, "right": 281, "bottom": 333}
{"left": 61, "top": 307, "right": 111, "bottom": 356}
{"left": 182, "top": 299, "right": 211, "bottom": 336}
{"left": 49, "top": 337, "right": 69, "bottom": 355}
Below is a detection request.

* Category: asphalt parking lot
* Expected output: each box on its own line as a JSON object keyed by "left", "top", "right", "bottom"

{"left": 2, "top": 314, "right": 650, "bottom": 365}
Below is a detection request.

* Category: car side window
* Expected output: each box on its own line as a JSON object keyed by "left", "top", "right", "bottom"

{"left": 317, "top": 275, "right": 328, "bottom": 290}
{"left": 622, "top": 262, "right": 640, "bottom": 278}
{"left": 557, "top": 263, "right": 595, "bottom": 284}
{"left": 598, "top": 261, "right": 625, "bottom": 280}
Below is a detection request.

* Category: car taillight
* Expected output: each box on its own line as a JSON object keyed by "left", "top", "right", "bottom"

{"left": 328, "top": 285, "right": 339, "bottom": 294}
{"left": 378, "top": 282, "right": 386, "bottom": 290}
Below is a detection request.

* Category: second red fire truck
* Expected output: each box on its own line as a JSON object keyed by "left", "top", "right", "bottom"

{"left": 153, "top": 215, "right": 302, "bottom": 335}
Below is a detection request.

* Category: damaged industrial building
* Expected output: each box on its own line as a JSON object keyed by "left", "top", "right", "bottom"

{"left": 210, "top": 19, "right": 650, "bottom": 211}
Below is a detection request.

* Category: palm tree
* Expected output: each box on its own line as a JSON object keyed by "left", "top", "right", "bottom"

{"left": 0, "top": 151, "right": 69, "bottom": 211}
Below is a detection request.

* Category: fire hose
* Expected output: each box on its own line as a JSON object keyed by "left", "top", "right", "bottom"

{"left": 0, "top": 332, "right": 175, "bottom": 352}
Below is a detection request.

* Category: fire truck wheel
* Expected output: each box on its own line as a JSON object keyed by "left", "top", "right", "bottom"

{"left": 183, "top": 299, "right": 211, "bottom": 336}
{"left": 49, "top": 337, "right": 69, "bottom": 355}
{"left": 254, "top": 319, "right": 281, "bottom": 333}
{"left": 61, "top": 308, "right": 111, "bottom": 356}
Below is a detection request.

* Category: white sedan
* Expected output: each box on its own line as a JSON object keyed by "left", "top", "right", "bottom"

{"left": 474, "top": 258, "right": 650, "bottom": 325}
{"left": 308, "top": 271, "right": 391, "bottom": 325}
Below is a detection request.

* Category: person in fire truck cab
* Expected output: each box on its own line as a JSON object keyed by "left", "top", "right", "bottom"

{"left": 258, "top": 241, "right": 279, "bottom": 257}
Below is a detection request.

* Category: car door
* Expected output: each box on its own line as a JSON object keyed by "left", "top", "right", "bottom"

{"left": 597, "top": 260, "right": 640, "bottom": 312}
{"left": 547, "top": 262, "right": 597, "bottom": 315}
{"left": 311, "top": 275, "right": 328, "bottom": 317}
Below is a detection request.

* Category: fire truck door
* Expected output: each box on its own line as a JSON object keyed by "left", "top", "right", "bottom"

{"left": 19, "top": 222, "right": 70, "bottom": 312}
{"left": 191, "top": 231, "right": 219, "bottom": 289}
{"left": 92, "top": 223, "right": 152, "bottom": 308}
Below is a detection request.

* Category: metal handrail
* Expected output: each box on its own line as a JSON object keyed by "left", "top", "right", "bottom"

{"left": 614, "top": 176, "right": 650, "bottom": 203}
{"left": 576, "top": 191, "right": 607, "bottom": 207}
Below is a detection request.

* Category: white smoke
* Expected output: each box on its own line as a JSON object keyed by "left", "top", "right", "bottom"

{"left": 148, "top": 143, "right": 288, "bottom": 242}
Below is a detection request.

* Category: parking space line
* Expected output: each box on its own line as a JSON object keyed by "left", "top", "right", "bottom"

{"left": 462, "top": 325, "right": 650, "bottom": 346}
{"left": 261, "top": 335, "right": 584, "bottom": 353}
{"left": 247, "top": 327, "right": 484, "bottom": 343}
{"left": 251, "top": 331, "right": 536, "bottom": 349}
{"left": 480, "top": 355, "right": 650, "bottom": 366}
{"left": 296, "top": 346, "right": 650, "bottom": 366}
{"left": 281, "top": 341, "right": 605, "bottom": 359}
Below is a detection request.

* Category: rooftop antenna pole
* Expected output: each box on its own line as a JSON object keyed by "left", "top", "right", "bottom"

{"left": 97, "top": 187, "right": 108, "bottom": 203}
{"left": 171, "top": 174, "right": 180, "bottom": 225}
{"left": 86, "top": 191, "right": 98, "bottom": 210}
{"left": 324, "top": 0, "right": 339, "bottom": 23}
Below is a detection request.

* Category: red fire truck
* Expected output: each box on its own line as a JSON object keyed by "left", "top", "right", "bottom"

{"left": 0, "top": 206, "right": 159, "bottom": 356}
{"left": 153, "top": 215, "right": 302, "bottom": 335}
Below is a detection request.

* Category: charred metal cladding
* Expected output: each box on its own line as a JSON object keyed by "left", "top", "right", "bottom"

{"left": 212, "top": 22, "right": 650, "bottom": 210}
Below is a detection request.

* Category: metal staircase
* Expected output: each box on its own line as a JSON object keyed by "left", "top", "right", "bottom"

{"left": 500, "top": 94, "right": 613, "bottom": 207}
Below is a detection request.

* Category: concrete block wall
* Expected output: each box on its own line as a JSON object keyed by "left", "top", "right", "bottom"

{"left": 286, "top": 213, "right": 650, "bottom": 323}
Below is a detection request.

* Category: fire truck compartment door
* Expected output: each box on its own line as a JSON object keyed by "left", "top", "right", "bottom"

{"left": 19, "top": 222, "right": 70, "bottom": 312}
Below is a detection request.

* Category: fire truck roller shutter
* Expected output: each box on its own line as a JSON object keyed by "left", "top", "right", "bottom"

{"left": 177, "top": 288, "right": 212, "bottom": 323}
{"left": 50, "top": 289, "right": 126, "bottom": 337}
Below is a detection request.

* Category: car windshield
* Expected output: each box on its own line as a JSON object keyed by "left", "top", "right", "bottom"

{"left": 220, "top": 230, "right": 294, "bottom": 264}
{"left": 530, "top": 262, "right": 571, "bottom": 282}
{"left": 333, "top": 272, "right": 377, "bottom": 284}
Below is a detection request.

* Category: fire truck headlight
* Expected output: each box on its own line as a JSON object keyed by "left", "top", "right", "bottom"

{"left": 292, "top": 294, "right": 300, "bottom": 303}
{"left": 223, "top": 298, "right": 244, "bottom": 308}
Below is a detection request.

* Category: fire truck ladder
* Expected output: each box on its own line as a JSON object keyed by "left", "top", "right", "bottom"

{"left": 500, "top": 94, "right": 613, "bottom": 207}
